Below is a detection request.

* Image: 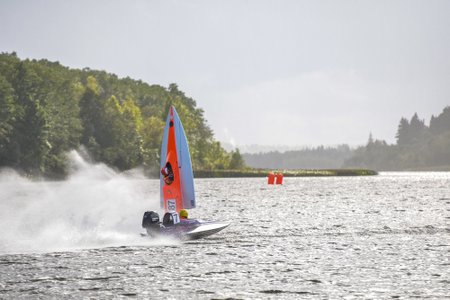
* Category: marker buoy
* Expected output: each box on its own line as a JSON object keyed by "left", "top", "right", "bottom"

{"left": 267, "top": 172, "right": 275, "bottom": 184}
{"left": 275, "top": 172, "right": 283, "bottom": 185}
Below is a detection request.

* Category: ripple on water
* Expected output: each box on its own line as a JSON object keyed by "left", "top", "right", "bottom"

{"left": 0, "top": 173, "right": 449, "bottom": 298}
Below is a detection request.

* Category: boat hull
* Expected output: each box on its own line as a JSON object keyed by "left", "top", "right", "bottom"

{"left": 183, "top": 221, "right": 230, "bottom": 240}
{"left": 144, "top": 220, "right": 230, "bottom": 241}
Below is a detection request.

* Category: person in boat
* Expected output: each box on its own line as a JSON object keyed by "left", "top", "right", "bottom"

{"left": 161, "top": 161, "right": 174, "bottom": 185}
{"left": 179, "top": 209, "right": 199, "bottom": 225}
{"left": 180, "top": 209, "right": 188, "bottom": 220}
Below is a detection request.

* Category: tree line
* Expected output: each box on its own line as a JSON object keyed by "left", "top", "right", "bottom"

{"left": 243, "top": 107, "right": 450, "bottom": 171}
{"left": 243, "top": 145, "right": 353, "bottom": 169}
{"left": 344, "top": 107, "right": 450, "bottom": 170}
{"left": 0, "top": 52, "right": 245, "bottom": 178}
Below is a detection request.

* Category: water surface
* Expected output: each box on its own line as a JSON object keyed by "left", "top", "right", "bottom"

{"left": 0, "top": 172, "right": 449, "bottom": 299}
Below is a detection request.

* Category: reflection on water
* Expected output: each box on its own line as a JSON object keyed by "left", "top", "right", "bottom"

{"left": 0, "top": 170, "right": 449, "bottom": 299}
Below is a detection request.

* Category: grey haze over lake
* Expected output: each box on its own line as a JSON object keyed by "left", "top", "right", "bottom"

{"left": 1, "top": 0, "right": 449, "bottom": 147}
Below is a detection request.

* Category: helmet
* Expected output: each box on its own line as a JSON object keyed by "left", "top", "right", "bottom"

{"left": 179, "top": 209, "right": 188, "bottom": 219}
{"left": 163, "top": 174, "right": 173, "bottom": 185}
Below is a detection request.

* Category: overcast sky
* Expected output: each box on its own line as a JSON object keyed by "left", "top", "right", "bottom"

{"left": 1, "top": 0, "right": 449, "bottom": 148}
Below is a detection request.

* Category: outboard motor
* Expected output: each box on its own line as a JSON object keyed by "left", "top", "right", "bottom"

{"left": 142, "top": 211, "right": 160, "bottom": 236}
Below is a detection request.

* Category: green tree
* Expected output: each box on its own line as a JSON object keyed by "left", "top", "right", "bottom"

{"left": 430, "top": 106, "right": 450, "bottom": 135}
{"left": 36, "top": 69, "right": 83, "bottom": 177}
{"left": 396, "top": 117, "right": 410, "bottom": 145}
{"left": 203, "top": 141, "right": 229, "bottom": 170}
{"left": 229, "top": 149, "right": 246, "bottom": 169}
{"left": 79, "top": 76, "right": 104, "bottom": 159}
{"left": 9, "top": 62, "right": 50, "bottom": 175}
{"left": 141, "top": 116, "right": 165, "bottom": 170}
{"left": 0, "top": 74, "right": 17, "bottom": 165}
{"left": 112, "top": 97, "right": 143, "bottom": 170}
{"left": 0, "top": 53, "right": 245, "bottom": 176}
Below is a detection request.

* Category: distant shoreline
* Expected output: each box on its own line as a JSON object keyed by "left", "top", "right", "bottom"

{"left": 192, "top": 169, "right": 378, "bottom": 178}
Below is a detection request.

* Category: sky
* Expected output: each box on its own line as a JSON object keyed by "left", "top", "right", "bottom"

{"left": 1, "top": 0, "right": 449, "bottom": 149}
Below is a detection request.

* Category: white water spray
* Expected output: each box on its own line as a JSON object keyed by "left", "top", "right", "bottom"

{"left": 0, "top": 150, "right": 177, "bottom": 254}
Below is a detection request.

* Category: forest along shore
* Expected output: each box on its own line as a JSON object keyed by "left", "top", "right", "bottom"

{"left": 192, "top": 169, "right": 378, "bottom": 178}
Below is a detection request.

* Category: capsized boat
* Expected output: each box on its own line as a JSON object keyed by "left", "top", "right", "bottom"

{"left": 141, "top": 106, "right": 229, "bottom": 240}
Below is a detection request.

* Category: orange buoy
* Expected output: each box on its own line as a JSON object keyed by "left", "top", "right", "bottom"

{"left": 275, "top": 172, "right": 284, "bottom": 185}
{"left": 267, "top": 172, "right": 275, "bottom": 184}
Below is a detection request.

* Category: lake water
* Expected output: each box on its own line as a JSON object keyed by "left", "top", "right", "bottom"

{"left": 0, "top": 163, "right": 449, "bottom": 298}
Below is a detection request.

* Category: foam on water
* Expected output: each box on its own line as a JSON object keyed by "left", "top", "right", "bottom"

{"left": 0, "top": 150, "right": 178, "bottom": 254}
